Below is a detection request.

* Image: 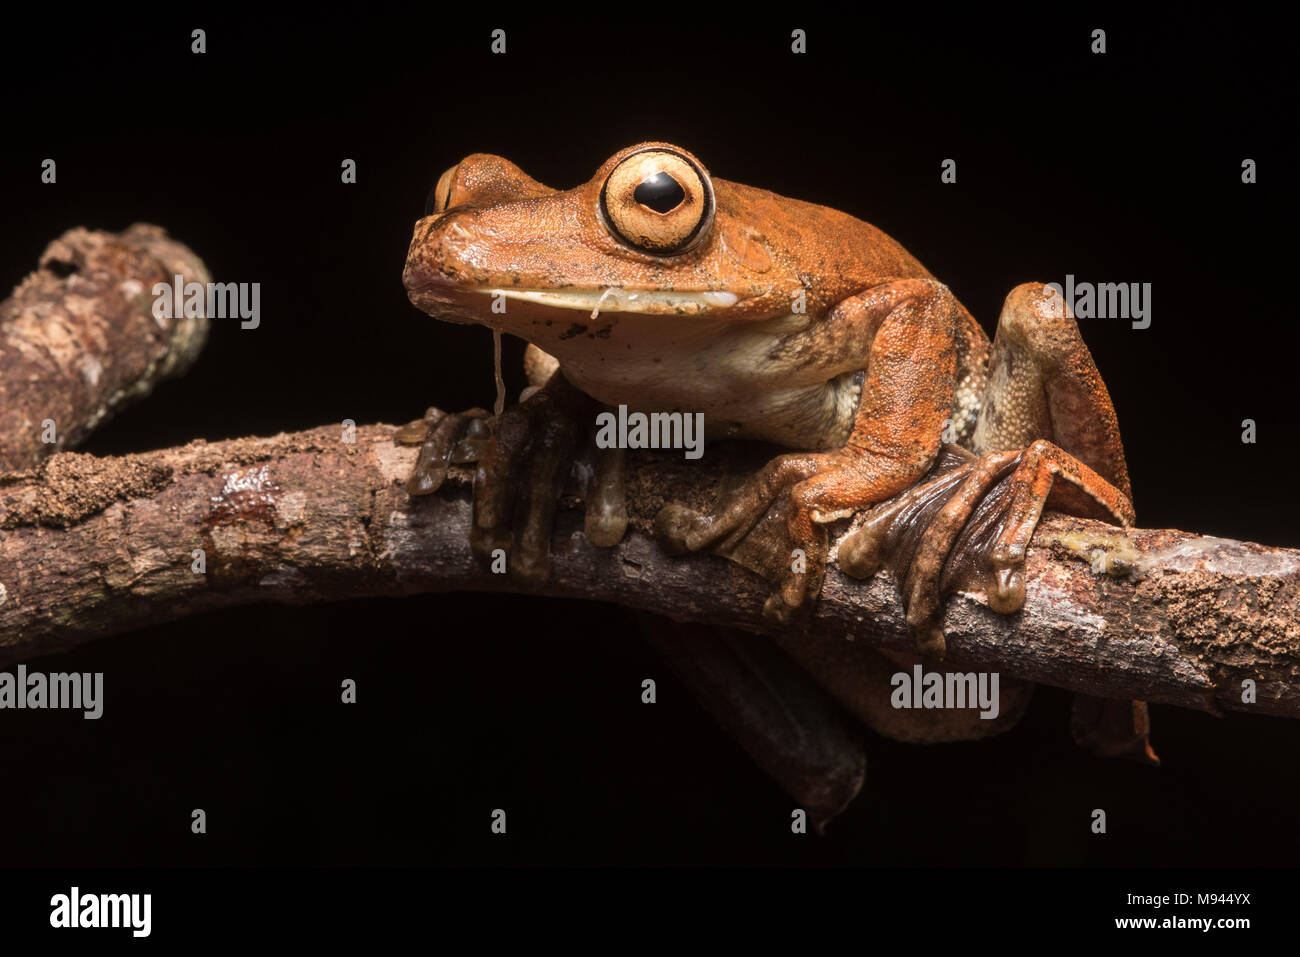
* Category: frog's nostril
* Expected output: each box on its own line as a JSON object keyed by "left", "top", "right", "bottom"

{"left": 403, "top": 251, "right": 446, "bottom": 295}
{"left": 402, "top": 248, "right": 460, "bottom": 297}
{"left": 404, "top": 214, "right": 484, "bottom": 298}
{"left": 401, "top": 261, "right": 425, "bottom": 295}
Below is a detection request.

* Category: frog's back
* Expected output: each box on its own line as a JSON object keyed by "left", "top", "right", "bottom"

{"left": 720, "top": 179, "right": 991, "bottom": 444}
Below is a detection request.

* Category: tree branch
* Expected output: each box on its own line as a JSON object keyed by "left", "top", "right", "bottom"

{"left": 0, "top": 225, "right": 210, "bottom": 471}
{"left": 1, "top": 424, "right": 1296, "bottom": 719}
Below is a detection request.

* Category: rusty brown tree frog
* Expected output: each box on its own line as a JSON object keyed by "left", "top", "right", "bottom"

{"left": 398, "top": 143, "right": 1156, "bottom": 818}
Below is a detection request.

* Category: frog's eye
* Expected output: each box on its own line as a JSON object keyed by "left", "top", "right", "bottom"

{"left": 424, "top": 164, "right": 459, "bottom": 216}
{"left": 600, "top": 149, "right": 714, "bottom": 255}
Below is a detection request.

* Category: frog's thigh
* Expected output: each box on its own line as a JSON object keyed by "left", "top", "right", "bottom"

{"left": 972, "top": 282, "right": 1131, "bottom": 498}
{"left": 969, "top": 283, "right": 1155, "bottom": 763}
{"left": 640, "top": 618, "right": 866, "bottom": 830}
{"left": 846, "top": 648, "right": 1033, "bottom": 744}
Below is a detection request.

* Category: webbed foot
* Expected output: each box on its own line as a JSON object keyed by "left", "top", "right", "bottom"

{"left": 837, "top": 439, "right": 1134, "bottom": 658}
{"left": 655, "top": 448, "right": 887, "bottom": 625}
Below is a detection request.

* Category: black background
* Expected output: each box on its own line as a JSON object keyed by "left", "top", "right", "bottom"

{"left": 0, "top": 8, "right": 1295, "bottom": 870}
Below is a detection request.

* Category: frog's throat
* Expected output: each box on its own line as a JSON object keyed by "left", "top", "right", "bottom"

{"left": 483, "top": 286, "right": 738, "bottom": 318}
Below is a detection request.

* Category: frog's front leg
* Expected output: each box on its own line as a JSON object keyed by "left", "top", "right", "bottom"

{"left": 656, "top": 278, "right": 960, "bottom": 622}
{"left": 397, "top": 349, "right": 628, "bottom": 583}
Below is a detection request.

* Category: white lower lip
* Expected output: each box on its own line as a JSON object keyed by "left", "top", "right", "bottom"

{"left": 482, "top": 286, "right": 738, "bottom": 316}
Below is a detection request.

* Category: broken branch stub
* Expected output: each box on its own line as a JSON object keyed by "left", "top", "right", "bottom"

{"left": 0, "top": 224, "right": 210, "bottom": 471}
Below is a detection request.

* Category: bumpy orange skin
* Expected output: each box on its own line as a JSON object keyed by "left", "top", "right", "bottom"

{"left": 400, "top": 143, "right": 1152, "bottom": 763}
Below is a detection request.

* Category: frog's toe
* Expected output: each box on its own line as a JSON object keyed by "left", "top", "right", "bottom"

{"left": 838, "top": 438, "right": 1132, "bottom": 657}
{"left": 942, "top": 438, "right": 1133, "bottom": 623}
{"left": 655, "top": 452, "right": 847, "bottom": 623}
{"left": 835, "top": 459, "right": 972, "bottom": 580}
{"left": 583, "top": 445, "right": 628, "bottom": 547}
{"left": 762, "top": 555, "right": 826, "bottom": 625}
{"left": 1071, "top": 695, "right": 1160, "bottom": 765}
{"left": 761, "top": 592, "right": 797, "bottom": 624}
{"left": 654, "top": 452, "right": 830, "bottom": 557}
{"left": 400, "top": 407, "right": 491, "bottom": 497}
{"left": 469, "top": 375, "right": 603, "bottom": 583}
{"left": 985, "top": 556, "right": 1028, "bottom": 614}
{"left": 392, "top": 408, "right": 442, "bottom": 446}
{"left": 504, "top": 406, "right": 579, "bottom": 584}
{"left": 836, "top": 445, "right": 1018, "bottom": 657}
{"left": 653, "top": 502, "right": 702, "bottom": 555}
{"left": 469, "top": 399, "right": 537, "bottom": 562}
{"left": 901, "top": 450, "right": 1022, "bottom": 656}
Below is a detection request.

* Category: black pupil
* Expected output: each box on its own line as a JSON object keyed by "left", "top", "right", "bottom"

{"left": 634, "top": 171, "right": 687, "bottom": 214}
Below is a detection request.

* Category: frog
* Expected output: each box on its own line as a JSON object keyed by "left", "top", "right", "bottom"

{"left": 399, "top": 142, "right": 1157, "bottom": 820}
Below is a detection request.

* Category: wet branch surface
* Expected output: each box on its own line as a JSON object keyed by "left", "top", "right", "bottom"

{"left": 0, "top": 227, "right": 1297, "bottom": 721}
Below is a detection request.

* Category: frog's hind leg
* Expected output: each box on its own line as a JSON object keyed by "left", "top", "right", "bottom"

{"left": 970, "top": 282, "right": 1132, "bottom": 498}
{"left": 843, "top": 282, "right": 1135, "bottom": 632}
{"left": 637, "top": 617, "right": 867, "bottom": 832}
{"left": 840, "top": 281, "right": 1155, "bottom": 763}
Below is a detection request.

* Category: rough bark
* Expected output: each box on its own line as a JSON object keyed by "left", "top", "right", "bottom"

{"left": 0, "top": 224, "right": 210, "bottom": 471}
{"left": 0, "top": 424, "right": 1296, "bottom": 720}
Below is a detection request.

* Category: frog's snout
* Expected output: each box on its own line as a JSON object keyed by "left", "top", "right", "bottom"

{"left": 404, "top": 216, "right": 462, "bottom": 295}
{"left": 402, "top": 214, "right": 499, "bottom": 326}
{"left": 400, "top": 257, "right": 430, "bottom": 297}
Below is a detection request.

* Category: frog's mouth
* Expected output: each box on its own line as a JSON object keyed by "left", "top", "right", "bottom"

{"left": 484, "top": 286, "right": 739, "bottom": 318}
{"left": 405, "top": 262, "right": 741, "bottom": 320}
